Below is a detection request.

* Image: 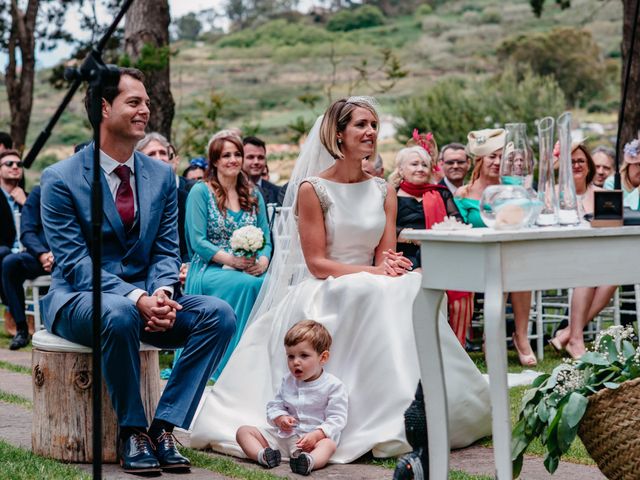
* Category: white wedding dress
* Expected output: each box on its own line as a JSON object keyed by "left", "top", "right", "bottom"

{"left": 190, "top": 176, "right": 492, "bottom": 462}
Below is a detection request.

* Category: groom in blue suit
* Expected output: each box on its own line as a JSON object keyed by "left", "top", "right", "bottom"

{"left": 40, "top": 68, "right": 236, "bottom": 474}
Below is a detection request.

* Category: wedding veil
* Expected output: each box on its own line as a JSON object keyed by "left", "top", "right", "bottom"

{"left": 246, "top": 115, "right": 336, "bottom": 325}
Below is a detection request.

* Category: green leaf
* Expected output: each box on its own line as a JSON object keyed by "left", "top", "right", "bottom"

{"left": 521, "top": 387, "right": 538, "bottom": 407}
{"left": 603, "top": 382, "right": 620, "bottom": 389}
{"left": 579, "top": 351, "right": 609, "bottom": 366}
{"left": 511, "top": 419, "right": 530, "bottom": 460}
{"left": 544, "top": 453, "right": 560, "bottom": 474}
{"left": 603, "top": 336, "right": 619, "bottom": 363}
{"left": 563, "top": 392, "right": 588, "bottom": 428}
{"left": 513, "top": 453, "right": 524, "bottom": 478}
{"left": 531, "top": 373, "right": 551, "bottom": 388}
{"left": 623, "top": 340, "right": 635, "bottom": 360}
{"left": 537, "top": 401, "right": 549, "bottom": 423}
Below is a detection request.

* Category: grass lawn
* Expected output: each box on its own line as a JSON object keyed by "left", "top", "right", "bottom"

{"left": 0, "top": 440, "right": 90, "bottom": 480}
{"left": 0, "top": 309, "right": 595, "bottom": 475}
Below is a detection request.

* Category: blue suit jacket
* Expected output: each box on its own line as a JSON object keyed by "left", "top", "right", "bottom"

{"left": 40, "top": 144, "right": 181, "bottom": 329}
{"left": 20, "top": 185, "right": 49, "bottom": 258}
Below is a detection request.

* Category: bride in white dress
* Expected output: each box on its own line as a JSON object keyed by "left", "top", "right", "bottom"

{"left": 190, "top": 97, "right": 491, "bottom": 462}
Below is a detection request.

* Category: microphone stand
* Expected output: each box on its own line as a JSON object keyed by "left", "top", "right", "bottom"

{"left": 23, "top": 1, "right": 135, "bottom": 478}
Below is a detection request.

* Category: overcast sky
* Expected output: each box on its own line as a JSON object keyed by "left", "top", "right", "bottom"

{"left": 0, "top": 0, "right": 226, "bottom": 70}
{"left": 1, "top": 1, "right": 321, "bottom": 70}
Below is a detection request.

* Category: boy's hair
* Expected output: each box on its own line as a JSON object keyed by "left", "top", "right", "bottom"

{"left": 284, "top": 320, "right": 332, "bottom": 354}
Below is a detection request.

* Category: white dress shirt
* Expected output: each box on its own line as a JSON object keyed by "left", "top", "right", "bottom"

{"left": 443, "top": 176, "right": 460, "bottom": 195}
{"left": 266, "top": 371, "right": 348, "bottom": 444}
{"left": 99, "top": 149, "right": 173, "bottom": 302}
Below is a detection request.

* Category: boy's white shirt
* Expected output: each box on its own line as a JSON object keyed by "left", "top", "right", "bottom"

{"left": 266, "top": 371, "right": 348, "bottom": 444}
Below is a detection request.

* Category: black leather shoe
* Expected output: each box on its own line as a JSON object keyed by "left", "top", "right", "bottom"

{"left": 119, "top": 431, "right": 161, "bottom": 474}
{"left": 9, "top": 330, "right": 29, "bottom": 351}
{"left": 290, "top": 452, "right": 313, "bottom": 476}
{"left": 152, "top": 429, "right": 191, "bottom": 472}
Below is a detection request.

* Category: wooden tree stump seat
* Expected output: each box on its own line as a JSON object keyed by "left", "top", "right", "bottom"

{"left": 31, "top": 329, "right": 161, "bottom": 463}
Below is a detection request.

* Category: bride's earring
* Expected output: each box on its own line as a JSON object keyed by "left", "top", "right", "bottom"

{"left": 337, "top": 138, "right": 342, "bottom": 144}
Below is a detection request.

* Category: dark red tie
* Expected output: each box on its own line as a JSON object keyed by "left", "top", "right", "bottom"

{"left": 114, "top": 165, "right": 134, "bottom": 231}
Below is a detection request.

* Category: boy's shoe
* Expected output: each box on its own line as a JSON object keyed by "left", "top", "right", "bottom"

{"left": 289, "top": 452, "right": 313, "bottom": 476}
{"left": 261, "top": 447, "right": 281, "bottom": 468}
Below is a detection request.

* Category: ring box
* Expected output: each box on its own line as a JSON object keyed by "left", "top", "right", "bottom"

{"left": 591, "top": 190, "right": 624, "bottom": 227}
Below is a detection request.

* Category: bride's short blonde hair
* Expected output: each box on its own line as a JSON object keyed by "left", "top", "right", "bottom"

{"left": 284, "top": 320, "right": 332, "bottom": 354}
{"left": 319, "top": 98, "right": 379, "bottom": 160}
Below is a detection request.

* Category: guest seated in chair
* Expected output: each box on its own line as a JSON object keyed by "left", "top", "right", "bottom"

{"left": 182, "top": 134, "right": 272, "bottom": 380}
{"left": 2, "top": 185, "right": 52, "bottom": 349}
{"left": 243, "top": 136, "right": 281, "bottom": 206}
{"left": 391, "top": 144, "right": 472, "bottom": 346}
{"left": 136, "top": 133, "right": 192, "bottom": 263}
{"left": 183, "top": 157, "right": 207, "bottom": 182}
{"left": 604, "top": 139, "right": 640, "bottom": 209}
{"left": 455, "top": 129, "right": 536, "bottom": 366}
{"left": 0, "top": 149, "right": 27, "bottom": 336}
{"left": 40, "top": 67, "right": 236, "bottom": 475}
{"left": 550, "top": 141, "right": 616, "bottom": 359}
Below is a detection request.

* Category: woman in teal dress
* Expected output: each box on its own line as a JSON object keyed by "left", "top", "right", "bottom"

{"left": 184, "top": 134, "right": 272, "bottom": 379}
{"left": 454, "top": 128, "right": 537, "bottom": 367}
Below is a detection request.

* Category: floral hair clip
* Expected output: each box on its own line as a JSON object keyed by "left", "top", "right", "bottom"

{"left": 411, "top": 129, "right": 441, "bottom": 173}
{"left": 624, "top": 139, "right": 640, "bottom": 158}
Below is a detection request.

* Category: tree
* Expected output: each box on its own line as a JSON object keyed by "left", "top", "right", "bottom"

{"left": 124, "top": 0, "right": 174, "bottom": 140}
{"left": 530, "top": 0, "right": 640, "bottom": 151}
{"left": 395, "top": 68, "right": 566, "bottom": 146}
{"left": 497, "top": 27, "right": 606, "bottom": 106}
{"left": 0, "top": 1, "right": 76, "bottom": 150}
{"left": 362, "top": 0, "right": 425, "bottom": 16}
{"left": 224, "top": 0, "right": 300, "bottom": 30}
{"left": 175, "top": 12, "right": 202, "bottom": 41}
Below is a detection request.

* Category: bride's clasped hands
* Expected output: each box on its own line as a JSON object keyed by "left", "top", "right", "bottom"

{"left": 380, "top": 249, "right": 413, "bottom": 276}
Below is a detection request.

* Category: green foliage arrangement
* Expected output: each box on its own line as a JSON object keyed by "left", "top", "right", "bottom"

{"left": 395, "top": 67, "right": 565, "bottom": 146}
{"left": 512, "top": 325, "right": 640, "bottom": 476}
{"left": 326, "top": 5, "right": 386, "bottom": 32}
{"left": 497, "top": 27, "right": 606, "bottom": 106}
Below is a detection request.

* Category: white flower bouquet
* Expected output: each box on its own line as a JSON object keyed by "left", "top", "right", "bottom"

{"left": 230, "top": 225, "right": 265, "bottom": 258}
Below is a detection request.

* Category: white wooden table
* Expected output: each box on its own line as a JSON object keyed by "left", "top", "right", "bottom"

{"left": 403, "top": 225, "right": 640, "bottom": 479}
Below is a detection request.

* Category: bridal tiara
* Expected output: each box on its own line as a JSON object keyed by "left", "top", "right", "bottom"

{"left": 346, "top": 95, "right": 379, "bottom": 111}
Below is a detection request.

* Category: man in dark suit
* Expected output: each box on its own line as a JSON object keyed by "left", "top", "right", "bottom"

{"left": 437, "top": 142, "right": 470, "bottom": 195}
{"left": 2, "top": 186, "right": 52, "bottom": 350}
{"left": 242, "top": 136, "right": 281, "bottom": 205}
{"left": 0, "top": 148, "right": 27, "bottom": 336}
{"left": 40, "top": 67, "right": 235, "bottom": 474}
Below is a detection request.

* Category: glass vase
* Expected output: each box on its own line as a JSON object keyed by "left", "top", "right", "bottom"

{"left": 500, "top": 123, "right": 535, "bottom": 192}
{"left": 556, "top": 112, "right": 580, "bottom": 225}
{"left": 479, "top": 185, "right": 537, "bottom": 230}
{"left": 536, "top": 116, "right": 559, "bottom": 226}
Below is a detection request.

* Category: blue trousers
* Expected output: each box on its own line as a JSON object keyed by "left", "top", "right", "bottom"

{"left": 53, "top": 292, "right": 236, "bottom": 428}
{"left": 2, "top": 252, "right": 47, "bottom": 331}
{"left": 0, "top": 246, "right": 13, "bottom": 307}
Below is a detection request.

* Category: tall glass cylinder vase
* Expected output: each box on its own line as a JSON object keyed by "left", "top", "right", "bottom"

{"left": 556, "top": 112, "right": 580, "bottom": 225}
{"left": 536, "top": 116, "right": 559, "bottom": 226}
{"left": 500, "top": 123, "right": 535, "bottom": 193}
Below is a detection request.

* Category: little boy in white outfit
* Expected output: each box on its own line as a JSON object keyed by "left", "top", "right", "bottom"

{"left": 236, "top": 320, "right": 348, "bottom": 475}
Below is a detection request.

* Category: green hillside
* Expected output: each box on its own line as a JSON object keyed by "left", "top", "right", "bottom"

{"left": 0, "top": 0, "right": 623, "bottom": 183}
